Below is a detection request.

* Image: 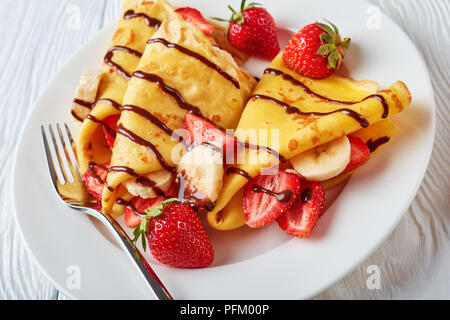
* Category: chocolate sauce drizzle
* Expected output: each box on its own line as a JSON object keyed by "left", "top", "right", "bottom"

{"left": 108, "top": 166, "right": 166, "bottom": 197}
{"left": 237, "top": 140, "right": 287, "bottom": 163}
{"left": 251, "top": 94, "right": 370, "bottom": 128}
{"left": 366, "top": 136, "right": 390, "bottom": 153}
{"left": 73, "top": 98, "right": 93, "bottom": 109}
{"left": 226, "top": 167, "right": 252, "bottom": 181}
{"left": 132, "top": 70, "right": 209, "bottom": 120}
{"left": 123, "top": 10, "right": 161, "bottom": 29}
{"left": 147, "top": 38, "right": 240, "bottom": 89}
{"left": 71, "top": 110, "right": 84, "bottom": 122}
{"left": 117, "top": 124, "right": 175, "bottom": 173}
{"left": 87, "top": 162, "right": 114, "bottom": 192}
{"left": 96, "top": 98, "right": 121, "bottom": 110}
{"left": 120, "top": 105, "right": 183, "bottom": 142}
{"left": 104, "top": 46, "right": 143, "bottom": 80}
{"left": 85, "top": 114, "right": 116, "bottom": 139}
{"left": 263, "top": 67, "right": 390, "bottom": 123}
{"left": 116, "top": 198, "right": 146, "bottom": 217}
{"left": 251, "top": 185, "right": 294, "bottom": 203}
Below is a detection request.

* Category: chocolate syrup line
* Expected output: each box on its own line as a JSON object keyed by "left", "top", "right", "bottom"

{"left": 132, "top": 70, "right": 209, "bottom": 121}
{"left": 88, "top": 162, "right": 114, "bottom": 192}
{"left": 85, "top": 114, "right": 117, "bottom": 138}
{"left": 147, "top": 38, "right": 240, "bottom": 89}
{"left": 366, "top": 136, "right": 390, "bottom": 153}
{"left": 123, "top": 10, "right": 161, "bottom": 29}
{"left": 104, "top": 46, "right": 143, "bottom": 80}
{"left": 264, "top": 68, "right": 389, "bottom": 119}
{"left": 121, "top": 105, "right": 183, "bottom": 142}
{"left": 107, "top": 166, "right": 166, "bottom": 197}
{"left": 96, "top": 98, "right": 121, "bottom": 110}
{"left": 117, "top": 124, "right": 175, "bottom": 173}
{"left": 251, "top": 94, "right": 370, "bottom": 128}
{"left": 136, "top": 177, "right": 166, "bottom": 197}
{"left": 251, "top": 185, "right": 294, "bottom": 203}
{"left": 71, "top": 110, "right": 84, "bottom": 122}
{"left": 237, "top": 140, "right": 287, "bottom": 163}
{"left": 226, "top": 167, "right": 252, "bottom": 181}
{"left": 116, "top": 198, "right": 146, "bottom": 217}
{"left": 73, "top": 98, "right": 93, "bottom": 109}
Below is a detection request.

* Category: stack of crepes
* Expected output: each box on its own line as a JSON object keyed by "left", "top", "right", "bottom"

{"left": 72, "top": 0, "right": 256, "bottom": 216}
{"left": 206, "top": 53, "right": 412, "bottom": 231}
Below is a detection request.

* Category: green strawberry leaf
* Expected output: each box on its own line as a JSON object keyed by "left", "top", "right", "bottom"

{"left": 316, "top": 21, "right": 335, "bottom": 37}
{"left": 324, "top": 19, "right": 340, "bottom": 37}
{"left": 317, "top": 43, "right": 335, "bottom": 55}
{"left": 131, "top": 198, "right": 180, "bottom": 251}
{"left": 328, "top": 49, "right": 339, "bottom": 69}
{"left": 320, "top": 33, "right": 333, "bottom": 44}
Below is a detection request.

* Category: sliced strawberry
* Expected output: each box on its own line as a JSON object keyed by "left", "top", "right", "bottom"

{"left": 83, "top": 162, "right": 109, "bottom": 201}
{"left": 344, "top": 136, "right": 371, "bottom": 173}
{"left": 243, "top": 170, "right": 301, "bottom": 228}
{"left": 124, "top": 196, "right": 165, "bottom": 229}
{"left": 124, "top": 207, "right": 142, "bottom": 229}
{"left": 183, "top": 113, "right": 236, "bottom": 154}
{"left": 102, "top": 115, "right": 120, "bottom": 148}
{"left": 165, "top": 180, "right": 179, "bottom": 198}
{"left": 176, "top": 7, "right": 214, "bottom": 36}
{"left": 277, "top": 181, "right": 325, "bottom": 238}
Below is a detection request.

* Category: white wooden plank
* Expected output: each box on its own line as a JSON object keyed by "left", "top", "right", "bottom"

{"left": 0, "top": 0, "right": 115, "bottom": 300}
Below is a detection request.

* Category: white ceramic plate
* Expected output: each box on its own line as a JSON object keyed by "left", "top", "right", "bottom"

{"left": 13, "top": 0, "right": 435, "bottom": 299}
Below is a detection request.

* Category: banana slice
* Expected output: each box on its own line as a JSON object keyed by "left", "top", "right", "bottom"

{"left": 71, "top": 69, "right": 102, "bottom": 122}
{"left": 290, "top": 136, "right": 351, "bottom": 182}
{"left": 123, "top": 170, "right": 174, "bottom": 199}
{"left": 177, "top": 145, "right": 224, "bottom": 208}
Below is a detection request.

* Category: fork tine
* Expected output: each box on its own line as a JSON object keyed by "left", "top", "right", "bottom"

{"left": 63, "top": 122, "right": 83, "bottom": 182}
{"left": 56, "top": 123, "right": 75, "bottom": 183}
{"left": 48, "top": 124, "right": 67, "bottom": 185}
{"left": 41, "top": 125, "right": 59, "bottom": 190}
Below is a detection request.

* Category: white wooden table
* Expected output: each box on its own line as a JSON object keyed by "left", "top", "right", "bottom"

{"left": 0, "top": 0, "right": 448, "bottom": 300}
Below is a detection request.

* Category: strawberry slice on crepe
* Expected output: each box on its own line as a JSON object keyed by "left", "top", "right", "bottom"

{"left": 176, "top": 7, "right": 214, "bottom": 35}
{"left": 277, "top": 181, "right": 325, "bottom": 238}
{"left": 102, "top": 115, "right": 120, "bottom": 149}
{"left": 124, "top": 196, "right": 165, "bottom": 229}
{"left": 243, "top": 170, "right": 301, "bottom": 228}
{"left": 184, "top": 113, "right": 236, "bottom": 154}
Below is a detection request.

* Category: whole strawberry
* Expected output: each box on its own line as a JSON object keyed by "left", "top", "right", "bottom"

{"left": 215, "top": 0, "right": 280, "bottom": 60}
{"left": 283, "top": 20, "right": 351, "bottom": 79}
{"left": 133, "top": 199, "right": 214, "bottom": 268}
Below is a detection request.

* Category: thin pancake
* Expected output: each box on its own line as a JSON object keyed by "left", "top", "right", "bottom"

{"left": 207, "top": 53, "right": 412, "bottom": 230}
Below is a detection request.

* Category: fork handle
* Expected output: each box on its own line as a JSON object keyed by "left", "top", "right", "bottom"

{"left": 90, "top": 208, "right": 173, "bottom": 300}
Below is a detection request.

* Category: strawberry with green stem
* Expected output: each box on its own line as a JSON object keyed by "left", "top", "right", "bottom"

{"left": 132, "top": 198, "right": 214, "bottom": 268}
{"left": 283, "top": 19, "right": 351, "bottom": 79}
{"left": 214, "top": 0, "right": 280, "bottom": 60}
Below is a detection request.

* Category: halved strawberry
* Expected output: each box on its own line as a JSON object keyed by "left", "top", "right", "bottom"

{"left": 102, "top": 115, "right": 120, "bottom": 148}
{"left": 183, "top": 113, "right": 236, "bottom": 154}
{"left": 243, "top": 170, "right": 301, "bottom": 228}
{"left": 343, "top": 136, "right": 370, "bottom": 173}
{"left": 277, "top": 181, "right": 325, "bottom": 238}
{"left": 165, "top": 180, "right": 179, "bottom": 199}
{"left": 124, "top": 196, "right": 165, "bottom": 229}
{"left": 176, "top": 7, "right": 214, "bottom": 36}
{"left": 83, "top": 162, "right": 109, "bottom": 201}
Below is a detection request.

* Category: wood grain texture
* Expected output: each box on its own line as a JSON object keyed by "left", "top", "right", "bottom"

{"left": 0, "top": 0, "right": 448, "bottom": 300}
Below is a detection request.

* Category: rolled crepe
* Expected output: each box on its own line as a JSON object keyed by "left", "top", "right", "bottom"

{"left": 208, "top": 53, "right": 412, "bottom": 231}
{"left": 101, "top": 11, "right": 256, "bottom": 214}
{"left": 75, "top": 0, "right": 176, "bottom": 175}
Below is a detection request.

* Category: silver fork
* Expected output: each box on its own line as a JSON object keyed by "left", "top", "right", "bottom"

{"left": 41, "top": 123, "right": 173, "bottom": 300}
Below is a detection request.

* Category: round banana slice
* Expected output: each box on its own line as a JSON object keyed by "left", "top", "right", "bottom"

{"left": 290, "top": 136, "right": 351, "bottom": 182}
{"left": 124, "top": 170, "right": 174, "bottom": 199}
